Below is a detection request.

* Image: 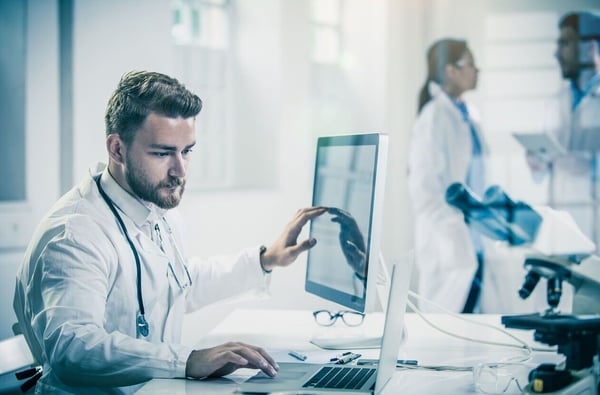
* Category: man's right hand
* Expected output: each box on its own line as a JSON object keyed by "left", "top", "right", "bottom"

{"left": 259, "top": 206, "right": 328, "bottom": 272}
{"left": 185, "top": 342, "right": 279, "bottom": 379}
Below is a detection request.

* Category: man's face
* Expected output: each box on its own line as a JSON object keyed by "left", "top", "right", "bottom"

{"left": 446, "top": 50, "right": 479, "bottom": 97}
{"left": 555, "top": 26, "right": 580, "bottom": 80}
{"left": 124, "top": 113, "right": 196, "bottom": 209}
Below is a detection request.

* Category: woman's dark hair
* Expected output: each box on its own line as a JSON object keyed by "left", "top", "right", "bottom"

{"left": 105, "top": 71, "right": 203, "bottom": 145}
{"left": 417, "top": 39, "right": 468, "bottom": 114}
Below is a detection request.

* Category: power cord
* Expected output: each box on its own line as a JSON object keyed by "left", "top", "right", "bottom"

{"left": 408, "top": 290, "right": 555, "bottom": 355}
{"left": 391, "top": 290, "right": 557, "bottom": 375}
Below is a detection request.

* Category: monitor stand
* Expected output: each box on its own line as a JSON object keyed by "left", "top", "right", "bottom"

{"left": 310, "top": 252, "right": 392, "bottom": 350}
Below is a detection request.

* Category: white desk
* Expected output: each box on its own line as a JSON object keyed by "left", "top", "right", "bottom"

{"left": 138, "top": 308, "right": 561, "bottom": 394}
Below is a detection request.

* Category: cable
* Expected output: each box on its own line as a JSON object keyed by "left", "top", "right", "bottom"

{"left": 407, "top": 290, "right": 556, "bottom": 355}
{"left": 397, "top": 362, "right": 473, "bottom": 372}
{"left": 385, "top": 288, "right": 558, "bottom": 378}
{"left": 408, "top": 299, "right": 530, "bottom": 363}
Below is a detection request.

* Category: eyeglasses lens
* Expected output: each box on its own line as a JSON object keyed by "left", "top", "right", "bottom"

{"left": 340, "top": 311, "right": 365, "bottom": 326}
{"left": 313, "top": 310, "right": 336, "bottom": 326}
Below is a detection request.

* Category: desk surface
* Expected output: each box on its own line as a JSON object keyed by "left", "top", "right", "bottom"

{"left": 138, "top": 309, "right": 561, "bottom": 394}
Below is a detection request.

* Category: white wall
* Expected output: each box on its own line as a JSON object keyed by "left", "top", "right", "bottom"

{"left": 72, "top": 1, "right": 177, "bottom": 181}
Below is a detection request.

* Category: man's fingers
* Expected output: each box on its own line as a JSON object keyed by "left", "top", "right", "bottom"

{"left": 281, "top": 207, "right": 327, "bottom": 246}
{"left": 290, "top": 238, "right": 317, "bottom": 257}
{"left": 291, "top": 207, "right": 327, "bottom": 228}
{"left": 187, "top": 342, "right": 280, "bottom": 379}
{"left": 263, "top": 207, "right": 327, "bottom": 270}
{"left": 235, "top": 344, "right": 278, "bottom": 377}
{"left": 219, "top": 350, "right": 248, "bottom": 366}
{"left": 253, "top": 345, "right": 279, "bottom": 371}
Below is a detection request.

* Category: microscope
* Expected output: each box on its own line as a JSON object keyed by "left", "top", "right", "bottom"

{"left": 446, "top": 183, "right": 600, "bottom": 395}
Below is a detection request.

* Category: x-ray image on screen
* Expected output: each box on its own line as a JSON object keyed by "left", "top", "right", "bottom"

{"left": 306, "top": 133, "right": 387, "bottom": 313}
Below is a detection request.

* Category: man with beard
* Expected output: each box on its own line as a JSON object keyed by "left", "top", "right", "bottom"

{"left": 527, "top": 11, "right": 600, "bottom": 247}
{"left": 13, "top": 71, "right": 326, "bottom": 394}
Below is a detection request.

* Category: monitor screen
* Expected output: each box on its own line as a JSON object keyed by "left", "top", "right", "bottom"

{"left": 305, "top": 133, "right": 388, "bottom": 313}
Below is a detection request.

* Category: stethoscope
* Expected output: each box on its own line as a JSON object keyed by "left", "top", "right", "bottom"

{"left": 95, "top": 175, "right": 150, "bottom": 337}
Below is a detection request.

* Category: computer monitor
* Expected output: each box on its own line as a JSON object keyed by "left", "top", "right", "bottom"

{"left": 305, "top": 133, "right": 388, "bottom": 315}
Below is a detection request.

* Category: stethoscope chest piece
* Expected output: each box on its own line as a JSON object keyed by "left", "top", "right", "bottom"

{"left": 137, "top": 314, "right": 149, "bottom": 337}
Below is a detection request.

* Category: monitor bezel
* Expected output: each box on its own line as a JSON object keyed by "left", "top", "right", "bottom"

{"left": 305, "top": 132, "right": 388, "bottom": 313}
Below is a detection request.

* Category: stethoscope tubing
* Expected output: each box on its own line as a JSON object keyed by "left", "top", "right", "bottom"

{"left": 94, "top": 175, "right": 149, "bottom": 337}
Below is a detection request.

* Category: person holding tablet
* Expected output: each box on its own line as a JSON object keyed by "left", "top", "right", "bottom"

{"left": 526, "top": 11, "right": 600, "bottom": 246}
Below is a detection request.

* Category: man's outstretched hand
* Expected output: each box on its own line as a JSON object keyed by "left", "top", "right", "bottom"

{"left": 260, "top": 206, "right": 327, "bottom": 272}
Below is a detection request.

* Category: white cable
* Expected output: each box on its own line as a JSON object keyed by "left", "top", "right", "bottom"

{"left": 408, "top": 290, "right": 555, "bottom": 354}
{"left": 407, "top": 299, "right": 530, "bottom": 363}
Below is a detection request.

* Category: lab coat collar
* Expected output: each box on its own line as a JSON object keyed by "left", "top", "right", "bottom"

{"left": 92, "top": 164, "right": 166, "bottom": 228}
{"left": 436, "top": 89, "right": 463, "bottom": 119}
{"left": 428, "top": 81, "right": 470, "bottom": 109}
{"left": 571, "top": 71, "right": 600, "bottom": 96}
{"left": 589, "top": 72, "right": 600, "bottom": 95}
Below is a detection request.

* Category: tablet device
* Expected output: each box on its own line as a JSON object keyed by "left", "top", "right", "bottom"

{"left": 512, "top": 132, "right": 566, "bottom": 161}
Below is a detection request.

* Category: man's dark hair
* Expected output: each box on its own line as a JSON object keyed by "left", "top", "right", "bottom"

{"left": 559, "top": 11, "right": 600, "bottom": 41}
{"left": 105, "top": 71, "right": 203, "bottom": 145}
{"left": 559, "top": 12, "right": 580, "bottom": 34}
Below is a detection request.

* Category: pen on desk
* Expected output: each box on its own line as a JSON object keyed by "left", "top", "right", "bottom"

{"left": 330, "top": 351, "right": 352, "bottom": 362}
{"left": 288, "top": 350, "right": 307, "bottom": 361}
{"left": 336, "top": 353, "right": 362, "bottom": 365}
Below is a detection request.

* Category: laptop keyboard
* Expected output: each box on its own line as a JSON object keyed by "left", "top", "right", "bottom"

{"left": 303, "top": 366, "right": 376, "bottom": 390}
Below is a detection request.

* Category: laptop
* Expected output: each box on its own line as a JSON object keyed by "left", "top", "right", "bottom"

{"left": 237, "top": 260, "right": 412, "bottom": 394}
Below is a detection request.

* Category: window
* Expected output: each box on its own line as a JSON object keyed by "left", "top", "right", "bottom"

{"left": 172, "top": 0, "right": 232, "bottom": 189}
{"left": 311, "top": 0, "right": 342, "bottom": 65}
{"left": 172, "top": 0, "right": 228, "bottom": 49}
{"left": 0, "top": 1, "right": 26, "bottom": 203}
{"left": 310, "top": 0, "right": 352, "bottom": 135}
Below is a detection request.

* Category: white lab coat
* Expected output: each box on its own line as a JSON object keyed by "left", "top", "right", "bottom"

{"left": 13, "top": 167, "right": 270, "bottom": 394}
{"left": 540, "top": 76, "right": 600, "bottom": 245}
{"left": 408, "top": 89, "right": 490, "bottom": 313}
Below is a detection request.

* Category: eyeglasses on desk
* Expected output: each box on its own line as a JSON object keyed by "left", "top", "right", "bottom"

{"left": 312, "top": 310, "right": 365, "bottom": 327}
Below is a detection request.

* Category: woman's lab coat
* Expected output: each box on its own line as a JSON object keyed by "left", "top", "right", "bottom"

{"left": 408, "top": 88, "right": 489, "bottom": 312}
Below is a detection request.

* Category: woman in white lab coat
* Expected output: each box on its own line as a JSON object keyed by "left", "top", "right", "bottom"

{"left": 408, "top": 38, "right": 489, "bottom": 313}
